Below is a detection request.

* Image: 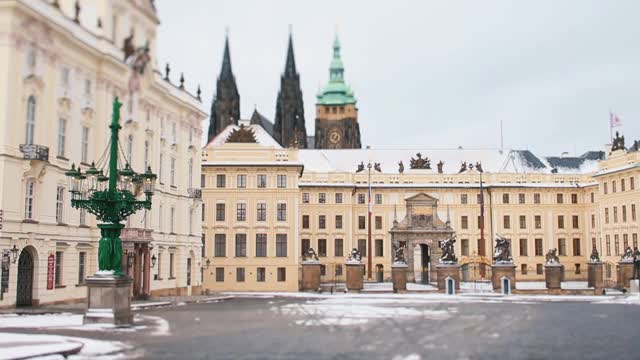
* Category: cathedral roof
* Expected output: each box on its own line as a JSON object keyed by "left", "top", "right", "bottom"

{"left": 317, "top": 35, "right": 357, "bottom": 106}
{"left": 250, "top": 109, "right": 274, "bottom": 135}
{"left": 283, "top": 33, "right": 298, "bottom": 78}
{"left": 219, "top": 35, "right": 235, "bottom": 81}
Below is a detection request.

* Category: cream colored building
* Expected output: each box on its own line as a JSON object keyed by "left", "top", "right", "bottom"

{"left": 202, "top": 122, "right": 640, "bottom": 291}
{"left": 0, "top": 0, "right": 206, "bottom": 307}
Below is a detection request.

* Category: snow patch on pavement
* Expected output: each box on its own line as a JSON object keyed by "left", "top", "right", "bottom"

{"left": 0, "top": 332, "right": 133, "bottom": 360}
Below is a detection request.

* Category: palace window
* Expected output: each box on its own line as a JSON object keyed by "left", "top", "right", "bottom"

{"left": 590, "top": 192, "right": 595, "bottom": 203}
{"left": 318, "top": 239, "right": 327, "bottom": 257}
{"left": 375, "top": 239, "right": 383, "bottom": 257}
{"left": 503, "top": 193, "right": 509, "bottom": 204}
{"left": 256, "top": 234, "right": 267, "bottom": 257}
{"left": 461, "top": 216, "right": 468, "bottom": 229}
{"left": 257, "top": 203, "right": 266, "bottom": 221}
{"left": 536, "top": 264, "right": 543, "bottom": 275}
{"left": 302, "top": 193, "right": 309, "bottom": 203}
{"left": 237, "top": 174, "right": 246, "bottom": 188}
{"left": 127, "top": 135, "right": 133, "bottom": 166}
{"left": 276, "top": 234, "right": 287, "bottom": 257}
{"left": 557, "top": 215, "right": 564, "bottom": 229}
{"left": 277, "top": 268, "right": 286, "bottom": 282}
{"left": 169, "top": 253, "right": 175, "bottom": 278}
{"left": 518, "top": 193, "right": 525, "bottom": 204}
{"left": 235, "top": 234, "right": 247, "bottom": 257}
{"left": 302, "top": 239, "right": 310, "bottom": 254}
{"left": 358, "top": 239, "right": 367, "bottom": 257}
{"left": 571, "top": 193, "right": 578, "bottom": 204}
{"left": 216, "top": 174, "right": 226, "bottom": 188}
{"left": 170, "top": 207, "right": 175, "bottom": 233}
{"left": 535, "top": 238, "right": 543, "bottom": 256}
{"left": 57, "top": 118, "right": 66, "bottom": 157}
{"left": 358, "top": 216, "right": 366, "bottom": 230}
{"left": 236, "top": 268, "right": 245, "bottom": 282}
{"left": 605, "top": 208, "right": 610, "bottom": 224}
{"left": 521, "top": 264, "right": 528, "bottom": 275}
{"left": 55, "top": 251, "right": 63, "bottom": 286}
{"left": 214, "top": 234, "right": 226, "bottom": 257}
{"left": 613, "top": 181, "right": 617, "bottom": 193}
{"left": 558, "top": 239, "right": 566, "bottom": 256}
{"left": 277, "top": 174, "right": 286, "bottom": 188}
{"left": 318, "top": 215, "right": 326, "bottom": 229}
{"left": 159, "top": 154, "right": 164, "bottom": 183}
{"left": 81, "top": 126, "right": 89, "bottom": 164}
{"left": 319, "top": 193, "right": 326, "bottom": 204}
{"left": 519, "top": 239, "right": 528, "bottom": 256}
{"left": 79, "top": 209, "right": 86, "bottom": 226}
{"left": 216, "top": 267, "right": 224, "bottom": 282}
{"left": 334, "top": 239, "right": 344, "bottom": 257}
{"left": 573, "top": 238, "right": 581, "bottom": 256}
{"left": 335, "top": 193, "right": 343, "bottom": 204}
{"left": 375, "top": 193, "right": 382, "bottom": 205}
{"left": 572, "top": 215, "right": 579, "bottom": 229}
{"left": 631, "top": 177, "right": 636, "bottom": 190}
{"left": 533, "top": 193, "right": 541, "bottom": 204}
{"left": 461, "top": 194, "right": 468, "bottom": 204}
{"left": 216, "top": 203, "right": 225, "bottom": 221}
{"left": 336, "top": 265, "right": 343, "bottom": 276}
{"left": 591, "top": 214, "right": 595, "bottom": 228}
{"left": 461, "top": 239, "right": 469, "bottom": 256}
{"left": 633, "top": 233, "right": 638, "bottom": 249}
{"left": 257, "top": 268, "right": 266, "bottom": 282}
{"left": 56, "top": 186, "right": 64, "bottom": 224}
{"left": 614, "top": 234, "right": 620, "bottom": 256}
{"left": 26, "top": 96, "right": 36, "bottom": 145}
{"left": 503, "top": 215, "right": 510, "bottom": 229}
{"left": 477, "top": 194, "right": 483, "bottom": 204}
{"left": 277, "top": 203, "right": 287, "bottom": 221}
{"left": 519, "top": 215, "right": 526, "bottom": 229}
{"left": 236, "top": 203, "right": 246, "bottom": 221}
{"left": 302, "top": 215, "right": 309, "bottom": 229}
{"left": 358, "top": 194, "right": 365, "bottom": 204}
{"left": 633, "top": 204, "right": 637, "bottom": 221}
{"left": 614, "top": 207, "right": 618, "bottom": 223}
{"left": 335, "top": 215, "right": 343, "bottom": 229}
{"left": 575, "top": 264, "right": 581, "bottom": 275}
{"left": 603, "top": 182, "right": 608, "bottom": 194}
{"left": 257, "top": 174, "right": 267, "bottom": 188}
{"left": 622, "top": 205, "right": 627, "bottom": 222}
{"left": 606, "top": 235, "right": 611, "bottom": 256}
{"left": 623, "top": 234, "right": 629, "bottom": 249}
{"left": 170, "top": 158, "right": 176, "bottom": 186}
{"left": 375, "top": 216, "right": 382, "bottom": 230}
{"left": 557, "top": 194, "right": 563, "bottom": 204}
{"left": 24, "top": 179, "right": 35, "bottom": 219}
{"left": 477, "top": 215, "right": 483, "bottom": 229}
{"left": 78, "top": 252, "right": 86, "bottom": 285}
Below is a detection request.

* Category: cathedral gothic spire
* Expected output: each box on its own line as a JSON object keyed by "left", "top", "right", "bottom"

{"left": 274, "top": 32, "right": 308, "bottom": 148}
{"left": 207, "top": 34, "right": 240, "bottom": 143}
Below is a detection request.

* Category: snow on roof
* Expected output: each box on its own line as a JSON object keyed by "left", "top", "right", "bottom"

{"left": 206, "top": 123, "right": 282, "bottom": 148}
{"left": 298, "top": 148, "right": 598, "bottom": 174}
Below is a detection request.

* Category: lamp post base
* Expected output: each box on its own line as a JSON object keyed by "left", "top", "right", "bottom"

{"left": 84, "top": 274, "right": 133, "bottom": 327}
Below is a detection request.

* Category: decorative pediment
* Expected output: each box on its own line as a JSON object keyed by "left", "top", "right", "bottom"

{"left": 226, "top": 125, "right": 257, "bottom": 143}
{"left": 405, "top": 193, "right": 439, "bottom": 205}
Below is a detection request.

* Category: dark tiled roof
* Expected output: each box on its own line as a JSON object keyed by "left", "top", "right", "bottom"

{"left": 250, "top": 109, "right": 274, "bottom": 135}
{"left": 513, "top": 150, "right": 546, "bottom": 169}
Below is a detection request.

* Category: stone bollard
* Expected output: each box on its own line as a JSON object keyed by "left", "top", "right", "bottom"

{"left": 346, "top": 260, "right": 364, "bottom": 291}
{"left": 436, "top": 263, "right": 461, "bottom": 293}
{"left": 544, "top": 263, "right": 564, "bottom": 290}
{"left": 492, "top": 263, "right": 516, "bottom": 293}
{"left": 301, "top": 260, "right": 321, "bottom": 291}
{"left": 392, "top": 262, "right": 408, "bottom": 293}
{"left": 587, "top": 261, "right": 604, "bottom": 293}
{"left": 617, "top": 260, "right": 634, "bottom": 289}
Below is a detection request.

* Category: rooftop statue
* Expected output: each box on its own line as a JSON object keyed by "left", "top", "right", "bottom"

{"left": 410, "top": 153, "right": 431, "bottom": 170}
{"left": 611, "top": 131, "right": 626, "bottom": 151}
{"left": 398, "top": 161, "right": 404, "bottom": 174}
{"left": 475, "top": 162, "right": 484, "bottom": 173}
{"left": 356, "top": 162, "right": 365, "bottom": 173}
{"left": 437, "top": 161, "right": 444, "bottom": 174}
{"left": 348, "top": 248, "right": 362, "bottom": 262}
{"left": 459, "top": 162, "right": 468, "bottom": 173}
{"left": 439, "top": 235, "right": 458, "bottom": 264}
{"left": 393, "top": 244, "right": 406, "bottom": 264}
{"left": 493, "top": 235, "right": 513, "bottom": 264}
{"left": 374, "top": 162, "right": 382, "bottom": 172}
{"left": 302, "top": 247, "right": 319, "bottom": 262}
{"left": 589, "top": 247, "right": 601, "bottom": 263}
{"left": 545, "top": 248, "right": 560, "bottom": 264}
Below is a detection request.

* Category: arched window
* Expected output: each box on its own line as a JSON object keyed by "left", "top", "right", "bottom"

{"left": 144, "top": 140, "right": 150, "bottom": 169}
{"left": 26, "top": 96, "right": 36, "bottom": 144}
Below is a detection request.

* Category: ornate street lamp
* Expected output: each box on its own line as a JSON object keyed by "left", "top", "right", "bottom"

{"left": 205, "top": 258, "right": 211, "bottom": 269}
{"left": 10, "top": 245, "right": 19, "bottom": 264}
{"left": 151, "top": 254, "right": 157, "bottom": 268}
{"left": 65, "top": 97, "right": 156, "bottom": 276}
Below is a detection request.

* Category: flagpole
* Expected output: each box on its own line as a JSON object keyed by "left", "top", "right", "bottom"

{"left": 367, "top": 162, "right": 373, "bottom": 280}
{"left": 479, "top": 168, "right": 486, "bottom": 278}
{"left": 609, "top": 109, "right": 613, "bottom": 144}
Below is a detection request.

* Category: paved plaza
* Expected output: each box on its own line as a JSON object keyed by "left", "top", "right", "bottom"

{"left": 2, "top": 293, "right": 640, "bottom": 359}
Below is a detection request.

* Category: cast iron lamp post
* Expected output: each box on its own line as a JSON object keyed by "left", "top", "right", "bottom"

{"left": 65, "top": 97, "right": 156, "bottom": 277}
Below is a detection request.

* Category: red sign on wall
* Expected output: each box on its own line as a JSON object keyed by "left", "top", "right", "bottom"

{"left": 47, "top": 254, "right": 55, "bottom": 290}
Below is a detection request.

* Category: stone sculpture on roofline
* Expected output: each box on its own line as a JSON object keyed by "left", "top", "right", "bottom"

{"left": 545, "top": 248, "right": 560, "bottom": 264}
{"left": 493, "top": 235, "right": 513, "bottom": 264}
{"left": 302, "top": 247, "right": 319, "bottom": 262}
{"left": 410, "top": 153, "right": 431, "bottom": 169}
{"left": 439, "top": 235, "right": 458, "bottom": 264}
{"left": 347, "top": 248, "right": 362, "bottom": 263}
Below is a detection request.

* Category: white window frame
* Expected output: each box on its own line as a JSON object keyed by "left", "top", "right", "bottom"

{"left": 56, "top": 186, "right": 64, "bottom": 223}
{"left": 25, "top": 179, "right": 35, "bottom": 219}
{"left": 57, "top": 118, "right": 66, "bottom": 157}
{"left": 81, "top": 126, "right": 89, "bottom": 163}
{"left": 26, "top": 96, "right": 36, "bottom": 144}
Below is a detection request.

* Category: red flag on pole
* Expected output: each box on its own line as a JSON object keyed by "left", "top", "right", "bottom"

{"left": 610, "top": 111, "right": 622, "bottom": 128}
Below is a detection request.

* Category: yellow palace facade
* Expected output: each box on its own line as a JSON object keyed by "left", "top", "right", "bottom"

{"left": 201, "top": 123, "right": 639, "bottom": 291}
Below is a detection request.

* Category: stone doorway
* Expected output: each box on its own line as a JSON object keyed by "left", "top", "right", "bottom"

{"left": 418, "top": 244, "right": 431, "bottom": 284}
{"left": 16, "top": 248, "right": 34, "bottom": 307}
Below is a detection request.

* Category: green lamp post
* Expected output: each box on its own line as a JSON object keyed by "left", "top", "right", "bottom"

{"left": 65, "top": 97, "right": 157, "bottom": 276}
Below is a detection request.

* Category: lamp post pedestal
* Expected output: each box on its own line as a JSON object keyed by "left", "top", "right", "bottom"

{"left": 84, "top": 274, "right": 133, "bottom": 326}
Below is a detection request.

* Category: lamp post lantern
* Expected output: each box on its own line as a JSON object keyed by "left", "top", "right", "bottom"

{"left": 65, "top": 97, "right": 156, "bottom": 276}
{"left": 65, "top": 97, "right": 156, "bottom": 326}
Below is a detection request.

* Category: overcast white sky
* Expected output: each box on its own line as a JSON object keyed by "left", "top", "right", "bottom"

{"left": 156, "top": 0, "right": 640, "bottom": 155}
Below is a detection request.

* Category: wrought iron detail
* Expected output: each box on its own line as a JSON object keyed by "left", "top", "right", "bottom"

{"left": 19, "top": 144, "right": 49, "bottom": 161}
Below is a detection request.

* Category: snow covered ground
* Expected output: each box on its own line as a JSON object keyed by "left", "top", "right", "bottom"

{"left": 0, "top": 332, "right": 135, "bottom": 360}
{"left": 0, "top": 313, "right": 170, "bottom": 336}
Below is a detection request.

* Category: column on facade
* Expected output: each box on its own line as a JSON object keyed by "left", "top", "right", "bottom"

{"left": 133, "top": 244, "right": 142, "bottom": 297}
{"left": 143, "top": 244, "right": 150, "bottom": 297}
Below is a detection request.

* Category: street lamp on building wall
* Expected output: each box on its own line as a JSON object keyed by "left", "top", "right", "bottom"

{"left": 65, "top": 97, "right": 157, "bottom": 276}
